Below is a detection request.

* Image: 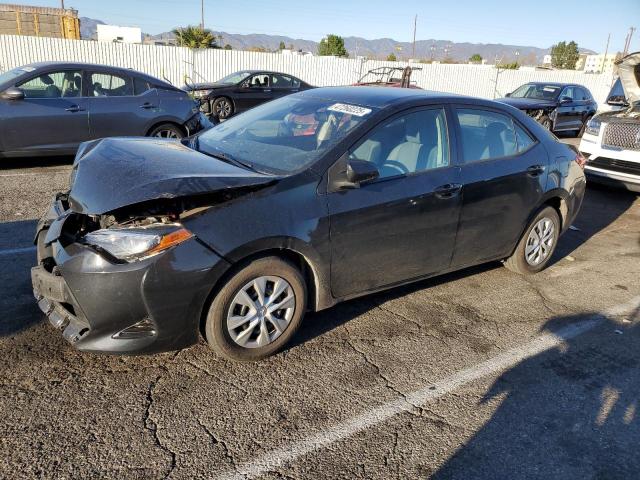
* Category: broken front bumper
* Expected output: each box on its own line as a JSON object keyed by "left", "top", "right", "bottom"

{"left": 32, "top": 196, "right": 230, "bottom": 354}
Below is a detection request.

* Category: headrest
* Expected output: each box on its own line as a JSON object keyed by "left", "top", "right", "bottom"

{"left": 41, "top": 75, "right": 53, "bottom": 86}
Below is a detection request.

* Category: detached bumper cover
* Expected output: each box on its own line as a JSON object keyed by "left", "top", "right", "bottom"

{"left": 32, "top": 199, "right": 230, "bottom": 354}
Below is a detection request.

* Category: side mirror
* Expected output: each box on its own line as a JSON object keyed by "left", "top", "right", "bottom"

{"left": 345, "top": 158, "right": 379, "bottom": 185}
{"left": 1, "top": 87, "right": 25, "bottom": 100}
{"left": 559, "top": 96, "right": 572, "bottom": 104}
{"left": 505, "top": 92, "right": 512, "bottom": 97}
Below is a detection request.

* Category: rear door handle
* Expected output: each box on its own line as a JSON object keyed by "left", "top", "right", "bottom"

{"left": 140, "top": 102, "right": 156, "bottom": 109}
{"left": 527, "top": 165, "right": 546, "bottom": 176}
{"left": 434, "top": 183, "right": 462, "bottom": 199}
{"left": 65, "top": 105, "right": 84, "bottom": 112}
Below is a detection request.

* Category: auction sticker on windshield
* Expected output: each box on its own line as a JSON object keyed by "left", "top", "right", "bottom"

{"left": 328, "top": 103, "right": 372, "bottom": 117}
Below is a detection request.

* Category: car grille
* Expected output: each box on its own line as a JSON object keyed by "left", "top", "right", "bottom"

{"left": 602, "top": 123, "right": 640, "bottom": 151}
{"left": 587, "top": 157, "right": 640, "bottom": 176}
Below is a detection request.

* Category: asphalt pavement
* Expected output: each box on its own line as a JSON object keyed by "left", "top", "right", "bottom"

{"left": 1, "top": 147, "right": 639, "bottom": 480}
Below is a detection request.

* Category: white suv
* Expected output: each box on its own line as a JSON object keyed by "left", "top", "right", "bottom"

{"left": 579, "top": 52, "right": 640, "bottom": 192}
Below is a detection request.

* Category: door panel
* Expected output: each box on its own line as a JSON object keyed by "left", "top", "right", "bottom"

{"left": 86, "top": 71, "right": 160, "bottom": 138}
{"left": 451, "top": 107, "right": 548, "bottom": 267}
{"left": 328, "top": 107, "right": 461, "bottom": 298}
{"left": 329, "top": 168, "right": 462, "bottom": 297}
{"left": 234, "top": 74, "right": 272, "bottom": 111}
{"left": 2, "top": 69, "right": 90, "bottom": 154}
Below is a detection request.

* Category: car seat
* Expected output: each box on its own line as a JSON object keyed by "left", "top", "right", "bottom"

{"left": 380, "top": 115, "right": 435, "bottom": 176}
{"left": 41, "top": 75, "right": 61, "bottom": 98}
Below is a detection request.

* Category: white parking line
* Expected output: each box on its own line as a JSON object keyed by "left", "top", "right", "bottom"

{"left": 0, "top": 246, "right": 36, "bottom": 256}
{"left": 217, "top": 296, "right": 640, "bottom": 480}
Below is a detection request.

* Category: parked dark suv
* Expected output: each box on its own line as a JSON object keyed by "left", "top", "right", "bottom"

{"left": 32, "top": 87, "right": 586, "bottom": 361}
{"left": 497, "top": 82, "right": 597, "bottom": 136}
{"left": 0, "top": 62, "right": 210, "bottom": 158}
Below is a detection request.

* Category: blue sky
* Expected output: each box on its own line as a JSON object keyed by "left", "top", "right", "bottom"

{"left": 19, "top": 0, "right": 640, "bottom": 52}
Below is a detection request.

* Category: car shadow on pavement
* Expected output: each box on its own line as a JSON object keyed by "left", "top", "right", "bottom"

{"left": 290, "top": 262, "right": 499, "bottom": 350}
{"left": 0, "top": 219, "right": 42, "bottom": 336}
{"left": 549, "top": 183, "right": 638, "bottom": 267}
{"left": 431, "top": 305, "right": 640, "bottom": 480}
{"left": 0, "top": 155, "right": 74, "bottom": 170}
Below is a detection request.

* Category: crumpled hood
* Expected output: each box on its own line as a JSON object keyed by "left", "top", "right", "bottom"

{"left": 496, "top": 97, "right": 557, "bottom": 110}
{"left": 616, "top": 51, "right": 640, "bottom": 105}
{"left": 182, "top": 82, "right": 227, "bottom": 91}
{"left": 68, "top": 138, "right": 277, "bottom": 215}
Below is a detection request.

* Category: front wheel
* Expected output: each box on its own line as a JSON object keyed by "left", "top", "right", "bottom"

{"left": 504, "top": 206, "right": 560, "bottom": 274}
{"left": 212, "top": 97, "right": 234, "bottom": 119}
{"left": 148, "top": 123, "right": 184, "bottom": 139}
{"left": 205, "top": 257, "right": 307, "bottom": 361}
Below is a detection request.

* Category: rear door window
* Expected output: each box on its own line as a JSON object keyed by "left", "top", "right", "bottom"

{"left": 89, "top": 72, "right": 133, "bottom": 97}
{"left": 18, "top": 70, "right": 83, "bottom": 98}
{"left": 134, "top": 77, "right": 151, "bottom": 95}
{"left": 271, "top": 73, "right": 293, "bottom": 89}
{"left": 455, "top": 108, "right": 518, "bottom": 162}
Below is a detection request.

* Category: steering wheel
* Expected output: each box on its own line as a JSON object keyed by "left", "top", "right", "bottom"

{"left": 380, "top": 160, "right": 410, "bottom": 175}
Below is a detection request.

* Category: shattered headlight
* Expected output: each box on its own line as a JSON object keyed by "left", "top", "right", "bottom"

{"left": 585, "top": 117, "right": 601, "bottom": 136}
{"left": 83, "top": 226, "right": 193, "bottom": 261}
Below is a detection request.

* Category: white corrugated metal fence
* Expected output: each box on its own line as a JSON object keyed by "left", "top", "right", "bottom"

{"left": 0, "top": 35, "right": 616, "bottom": 103}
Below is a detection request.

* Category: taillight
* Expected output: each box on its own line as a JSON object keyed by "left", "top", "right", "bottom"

{"left": 574, "top": 152, "right": 587, "bottom": 169}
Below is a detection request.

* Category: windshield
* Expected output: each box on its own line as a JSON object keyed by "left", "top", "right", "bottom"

{"left": 0, "top": 66, "right": 32, "bottom": 87}
{"left": 216, "top": 71, "right": 252, "bottom": 85}
{"left": 510, "top": 84, "right": 561, "bottom": 100}
{"left": 197, "top": 95, "right": 376, "bottom": 174}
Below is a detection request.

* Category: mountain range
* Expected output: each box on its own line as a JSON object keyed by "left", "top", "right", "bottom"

{"left": 79, "top": 17, "right": 594, "bottom": 65}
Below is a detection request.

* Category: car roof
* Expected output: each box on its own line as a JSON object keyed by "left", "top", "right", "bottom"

{"left": 299, "top": 86, "right": 490, "bottom": 108}
{"left": 20, "top": 61, "right": 176, "bottom": 88}
{"left": 523, "top": 82, "right": 575, "bottom": 87}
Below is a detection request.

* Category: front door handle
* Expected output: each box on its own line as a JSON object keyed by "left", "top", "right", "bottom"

{"left": 527, "top": 165, "right": 546, "bottom": 177}
{"left": 140, "top": 102, "right": 156, "bottom": 109}
{"left": 65, "top": 105, "right": 84, "bottom": 112}
{"left": 434, "top": 183, "right": 462, "bottom": 199}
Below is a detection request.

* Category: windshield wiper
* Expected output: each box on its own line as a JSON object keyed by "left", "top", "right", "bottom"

{"left": 195, "top": 142, "right": 262, "bottom": 173}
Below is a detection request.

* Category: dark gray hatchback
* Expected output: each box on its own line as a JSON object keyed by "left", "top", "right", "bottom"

{"left": 0, "top": 62, "right": 211, "bottom": 158}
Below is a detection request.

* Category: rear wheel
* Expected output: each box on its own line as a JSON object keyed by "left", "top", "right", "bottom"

{"left": 504, "top": 206, "right": 560, "bottom": 274}
{"left": 212, "top": 97, "right": 234, "bottom": 119}
{"left": 148, "top": 123, "right": 184, "bottom": 139}
{"left": 205, "top": 257, "right": 307, "bottom": 361}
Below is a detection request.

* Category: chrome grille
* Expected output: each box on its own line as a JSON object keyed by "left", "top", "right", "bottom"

{"left": 602, "top": 123, "right": 640, "bottom": 151}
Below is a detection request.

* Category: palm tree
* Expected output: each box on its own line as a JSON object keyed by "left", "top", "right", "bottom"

{"left": 172, "top": 26, "right": 217, "bottom": 49}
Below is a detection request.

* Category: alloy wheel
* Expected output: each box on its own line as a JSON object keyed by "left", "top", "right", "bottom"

{"left": 525, "top": 217, "right": 555, "bottom": 266}
{"left": 153, "top": 129, "right": 180, "bottom": 139}
{"left": 215, "top": 99, "right": 232, "bottom": 118}
{"left": 226, "top": 276, "right": 295, "bottom": 348}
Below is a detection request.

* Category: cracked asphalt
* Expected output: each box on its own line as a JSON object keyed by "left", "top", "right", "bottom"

{"left": 1, "top": 151, "right": 639, "bottom": 480}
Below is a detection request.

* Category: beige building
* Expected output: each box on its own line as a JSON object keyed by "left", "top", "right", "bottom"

{"left": 0, "top": 4, "right": 80, "bottom": 39}
{"left": 584, "top": 53, "right": 620, "bottom": 73}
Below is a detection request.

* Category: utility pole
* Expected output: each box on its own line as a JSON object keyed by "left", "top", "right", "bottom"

{"left": 411, "top": 15, "right": 417, "bottom": 61}
{"left": 201, "top": 0, "right": 205, "bottom": 30}
{"left": 623, "top": 26, "right": 635, "bottom": 55}
{"left": 61, "top": 0, "right": 65, "bottom": 9}
{"left": 603, "top": 33, "right": 610, "bottom": 60}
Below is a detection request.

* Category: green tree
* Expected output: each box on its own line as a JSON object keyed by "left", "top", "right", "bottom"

{"left": 172, "top": 26, "right": 218, "bottom": 49}
{"left": 550, "top": 41, "right": 580, "bottom": 70}
{"left": 278, "top": 41, "right": 286, "bottom": 50}
{"left": 496, "top": 61, "right": 520, "bottom": 70}
{"left": 469, "top": 53, "right": 482, "bottom": 63}
{"left": 386, "top": 53, "right": 397, "bottom": 61}
{"left": 224, "top": 44, "right": 232, "bottom": 50}
{"left": 318, "top": 34, "right": 348, "bottom": 57}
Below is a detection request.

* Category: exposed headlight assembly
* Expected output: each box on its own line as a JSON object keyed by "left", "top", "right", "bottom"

{"left": 192, "top": 89, "right": 211, "bottom": 98}
{"left": 585, "top": 117, "right": 601, "bottom": 136}
{"left": 83, "top": 226, "right": 193, "bottom": 261}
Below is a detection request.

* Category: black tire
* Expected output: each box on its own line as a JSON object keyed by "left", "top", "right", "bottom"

{"left": 212, "top": 97, "right": 234, "bottom": 119}
{"left": 539, "top": 115, "right": 553, "bottom": 131}
{"left": 205, "top": 257, "right": 307, "bottom": 361}
{"left": 148, "top": 123, "right": 184, "bottom": 139}
{"left": 504, "top": 206, "right": 560, "bottom": 275}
